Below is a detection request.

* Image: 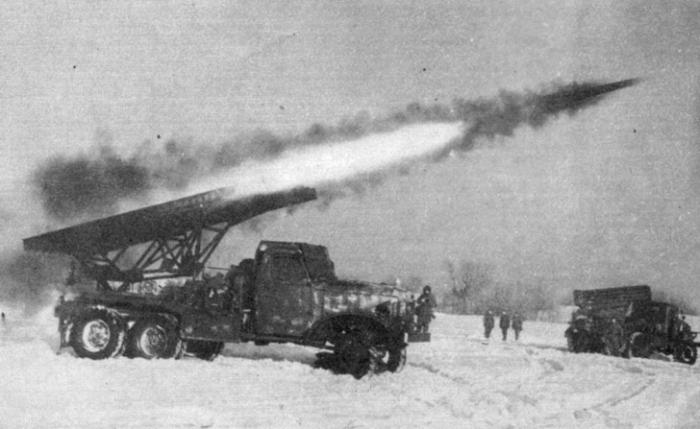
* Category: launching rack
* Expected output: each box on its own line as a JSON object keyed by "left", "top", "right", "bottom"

{"left": 24, "top": 187, "right": 317, "bottom": 290}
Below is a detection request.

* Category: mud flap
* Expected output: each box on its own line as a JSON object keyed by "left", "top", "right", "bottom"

{"left": 57, "top": 318, "right": 72, "bottom": 352}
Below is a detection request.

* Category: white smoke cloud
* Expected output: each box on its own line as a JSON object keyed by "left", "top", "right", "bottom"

{"left": 156, "top": 122, "right": 465, "bottom": 202}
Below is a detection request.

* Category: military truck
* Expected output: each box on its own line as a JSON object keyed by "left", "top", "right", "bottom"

{"left": 565, "top": 285, "right": 697, "bottom": 365}
{"left": 24, "top": 186, "right": 417, "bottom": 378}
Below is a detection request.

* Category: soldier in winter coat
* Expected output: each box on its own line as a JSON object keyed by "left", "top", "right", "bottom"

{"left": 499, "top": 311, "right": 511, "bottom": 341}
{"left": 415, "top": 285, "right": 437, "bottom": 333}
{"left": 511, "top": 312, "right": 524, "bottom": 340}
{"left": 483, "top": 310, "right": 495, "bottom": 339}
{"left": 604, "top": 317, "right": 624, "bottom": 356}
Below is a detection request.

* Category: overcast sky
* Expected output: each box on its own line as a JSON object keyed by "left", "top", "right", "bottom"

{"left": 3, "top": 1, "right": 700, "bottom": 303}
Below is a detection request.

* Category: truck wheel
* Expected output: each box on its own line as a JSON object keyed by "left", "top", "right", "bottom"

{"left": 366, "top": 342, "right": 407, "bottom": 374}
{"left": 674, "top": 343, "right": 697, "bottom": 365}
{"left": 569, "top": 330, "right": 590, "bottom": 353}
{"left": 386, "top": 347, "right": 407, "bottom": 373}
{"left": 565, "top": 328, "right": 575, "bottom": 352}
{"left": 70, "top": 309, "right": 126, "bottom": 360}
{"left": 337, "top": 332, "right": 371, "bottom": 379}
{"left": 128, "top": 316, "right": 183, "bottom": 359}
{"left": 185, "top": 340, "right": 224, "bottom": 361}
{"left": 629, "top": 332, "right": 651, "bottom": 358}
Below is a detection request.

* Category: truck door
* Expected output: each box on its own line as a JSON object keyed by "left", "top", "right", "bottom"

{"left": 181, "top": 274, "right": 242, "bottom": 342}
{"left": 255, "top": 251, "right": 313, "bottom": 337}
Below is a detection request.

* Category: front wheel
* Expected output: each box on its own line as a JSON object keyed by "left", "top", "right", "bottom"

{"left": 386, "top": 347, "right": 407, "bottom": 372}
{"left": 674, "top": 342, "right": 697, "bottom": 365}
{"left": 70, "top": 309, "right": 126, "bottom": 359}
{"left": 629, "top": 332, "right": 652, "bottom": 358}
{"left": 337, "top": 332, "right": 371, "bottom": 379}
{"left": 127, "top": 316, "right": 183, "bottom": 359}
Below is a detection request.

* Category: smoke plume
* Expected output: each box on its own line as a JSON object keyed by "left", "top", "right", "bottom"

{"left": 33, "top": 78, "right": 637, "bottom": 222}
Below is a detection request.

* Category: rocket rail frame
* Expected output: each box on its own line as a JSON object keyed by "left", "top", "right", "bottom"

{"left": 23, "top": 187, "right": 317, "bottom": 290}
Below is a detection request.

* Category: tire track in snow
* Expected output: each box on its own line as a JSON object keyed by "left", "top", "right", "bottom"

{"left": 567, "top": 362, "right": 656, "bottom": 428}
{"left": 406, "top": 358, "right": 548, "bottom": 424}
{"left": 407, "top": 361, "right": 471, "bottom": 385}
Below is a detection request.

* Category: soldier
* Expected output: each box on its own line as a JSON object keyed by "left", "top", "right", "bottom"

{"left": 415, "top": 285, "right": 437, "bottom": 333}
{"left": 511, "top": 312, "right": 524, "bottom": 340}
{"left": 483, "top": 310, "right": 495, "bottom": 339}
{"left": 679, "top": 315, "right": 693, "bottom": 341}
{"left": 604, "top": 317, "right": 624, "bottom": 356}
{"left": 499, "top": 311, "right": 510, "bottom": 341}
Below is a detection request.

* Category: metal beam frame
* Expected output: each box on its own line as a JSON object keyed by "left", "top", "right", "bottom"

{"left": 76, "top": 221, "right": 233, "bottom": 291}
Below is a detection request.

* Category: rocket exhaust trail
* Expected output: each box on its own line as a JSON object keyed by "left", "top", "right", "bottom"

{"left": 34, "top": 77, "right": 640, "bottom": 218}
{"left": 182, "top": 78, "right": 640, "bottom": 201}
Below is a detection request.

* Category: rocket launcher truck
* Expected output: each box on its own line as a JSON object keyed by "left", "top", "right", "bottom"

{"left": 24, "top": 186, "right": 419, "bottom": 378}
{"left": 565, "top": 285, "right": 697, "bottom": 364}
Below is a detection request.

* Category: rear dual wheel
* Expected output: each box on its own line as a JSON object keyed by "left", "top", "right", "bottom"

{"left": 127, "top": 316, "right": 183, "bottom": 360}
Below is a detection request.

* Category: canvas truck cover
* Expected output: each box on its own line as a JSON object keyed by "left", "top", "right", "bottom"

{"left": 23, "top": 187, "right": 317, "bottom": 257}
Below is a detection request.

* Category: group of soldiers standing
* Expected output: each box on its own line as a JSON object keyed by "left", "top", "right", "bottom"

{"left": 405, "top": 286, "right": 526, "bottom": 343}
{"left": 483, "top": 310, "right": 524, "bottom": 341}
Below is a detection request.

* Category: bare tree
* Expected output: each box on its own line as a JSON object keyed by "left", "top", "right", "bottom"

{"left": 445, "top": 260, "right": 493, "bottom": 314}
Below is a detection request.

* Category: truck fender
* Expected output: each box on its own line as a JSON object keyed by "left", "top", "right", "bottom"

{"left": 306, "top": 313, "right": 394, "bottom": 345}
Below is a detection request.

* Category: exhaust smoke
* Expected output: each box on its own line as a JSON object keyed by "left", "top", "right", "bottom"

{"left": 34, "top": 78, "right": 639, "bottom": 218}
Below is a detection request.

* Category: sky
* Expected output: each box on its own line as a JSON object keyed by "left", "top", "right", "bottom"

{"left": 2, "top": 1, "right": 700, "bottom": 304}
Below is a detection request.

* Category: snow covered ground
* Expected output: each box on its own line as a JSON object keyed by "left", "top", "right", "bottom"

{"left": 2, "top": 307, "right": 700, "bottom": 429}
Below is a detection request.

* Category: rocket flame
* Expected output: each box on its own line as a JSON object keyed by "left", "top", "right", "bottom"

{"left": 186, "top": 122, "right": 464, "bottom": 200}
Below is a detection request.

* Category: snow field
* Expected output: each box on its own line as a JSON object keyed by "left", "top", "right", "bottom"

{"left": 1, "top": 309, "right": 700, "bottom": 428}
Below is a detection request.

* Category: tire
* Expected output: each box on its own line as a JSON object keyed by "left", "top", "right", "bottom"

{"left": 674, "top": 343, "right": 697, "bottom": 365}
{"left": 569, "top": 330, "right": 590, "bottom": 353}
{"left": 70, "top": 309, "right": 126, "bottom": 360}
{"left": 565, "top": 328, "right": 575, "bottom": 352}
{"left": 337, "top": 332, "right": 371, "bottom": 379}
{"left": 185, "top": 340, "right": 224, "bottom": 361}
{"left": 127, "top": 316, "right": 183, "bottom": 359}
{"left": 629, "top": 332, "right": 652, "bottom": 358}
{"left": 386, "top": 347, "right": 407, "bottom": 373}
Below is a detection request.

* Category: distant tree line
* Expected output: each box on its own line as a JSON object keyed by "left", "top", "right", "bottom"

{"left": 437, "top": 259, "right": 699, "bottom": 317}
{"left": 441, "top": 259, "right": 554, "bottom": 316}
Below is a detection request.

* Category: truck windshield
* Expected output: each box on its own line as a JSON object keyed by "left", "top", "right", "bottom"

{"left": 305, "top": 256, "right": 335, "bottom": 282}
{"left": 271, "top": 255, "right": 307, "bottom": 282}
